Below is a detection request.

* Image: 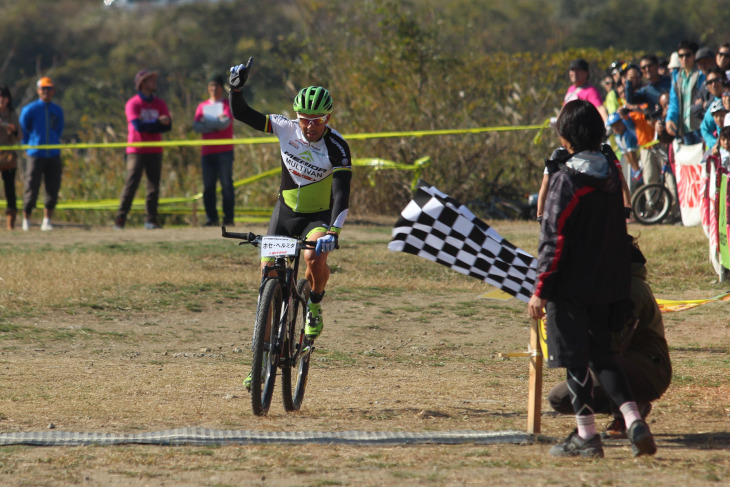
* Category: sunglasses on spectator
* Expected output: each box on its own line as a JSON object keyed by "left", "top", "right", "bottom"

{"left": 40, "top": 87, "right": 54, "bottom": 91}
{"left": 719, "top": 52, "right": 730, "bottom": 57}
{"left": 640, "top": 64, "right": 655, "bottom": 70}
{"left": 678, "top": 52, "right": 693, "bottom": 58}
{"left": 707, "top": 78, "right": 722, "bottom": 85}
{"left": 297, "top": 114, "right": 328, "bottom": 126}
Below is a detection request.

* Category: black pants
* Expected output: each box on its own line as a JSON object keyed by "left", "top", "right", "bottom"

{"left": 116, "top": 152, "right": 162, "bottom": 224}
{"left": 2, "top": 167, "right": 17, "bottom": 212}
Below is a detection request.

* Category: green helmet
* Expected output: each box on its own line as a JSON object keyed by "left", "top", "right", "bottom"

{"left": 292, "top": 86, "right": 333, "bottom": 115}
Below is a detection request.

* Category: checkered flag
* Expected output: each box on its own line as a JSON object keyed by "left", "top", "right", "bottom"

{"left": 388, "top": 182, "right": 537, "bottom": 303}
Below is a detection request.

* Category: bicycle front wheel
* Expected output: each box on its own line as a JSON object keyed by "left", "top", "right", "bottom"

{"left": 632, "top": 184, "right": 672, "bottom": 225}
{"left": 282, "top": 278, "right": 311, "bottom": 411}
{"left": 251, "top": 279, "right": 282, "bottom": 416}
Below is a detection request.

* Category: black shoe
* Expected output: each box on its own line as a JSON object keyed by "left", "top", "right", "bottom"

{"left": 550, "top": 430, "right": 604, "bottom": 458}
{"left": 203, "top": 220, "right": 220, "bottom": 227}
{"left": 222, "top": 219, "right": 234, "bottom": 226}
{"left": 628, "top": 420, "right": 657, "bottom": 457}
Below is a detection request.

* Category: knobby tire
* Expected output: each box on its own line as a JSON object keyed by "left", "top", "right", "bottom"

{"left": 282, "top": 279, "right": 311, "bottom": 411}
{"left": 251, "top": 279, "right": 282, "bottom": 416}
{"left": 632, "top": 183, "right": 672, "bottom": 225}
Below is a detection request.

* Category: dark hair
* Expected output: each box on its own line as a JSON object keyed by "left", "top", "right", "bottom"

{"left": 719, "top": 42, "right": 730, "bottom": 51}
{"left": 640, "top": 54, "right": 659, "bottom": 66}
{"left": 720, "top": 126, "right": 730, "bottom": 141}
{"left": 677, "top": 39, "right": 699, "bottom": 54}
{"left": 707, "top": 66, "right": 725, "bottom": 80}
{"left": 0, "top": 85, "right": 12, "bottom": 111}
{"left": 557, "top": 99, "right": 605, "bottom": 153}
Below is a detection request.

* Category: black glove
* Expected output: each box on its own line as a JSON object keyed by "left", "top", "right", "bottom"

{"left": 229, "top": 57, "right": 253, "bottom": 91}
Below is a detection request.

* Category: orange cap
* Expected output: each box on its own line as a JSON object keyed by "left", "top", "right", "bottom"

{"left": 37, "top": 77, "right": 54, "bottom": 88}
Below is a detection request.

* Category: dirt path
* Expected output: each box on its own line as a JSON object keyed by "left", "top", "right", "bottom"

{"left": 0, "top": 222, "right": 728, "bottom": 486}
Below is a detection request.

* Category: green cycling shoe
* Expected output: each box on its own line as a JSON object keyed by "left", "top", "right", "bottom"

{"left": 304, "top": 301, "right": 323, "bottom": 339}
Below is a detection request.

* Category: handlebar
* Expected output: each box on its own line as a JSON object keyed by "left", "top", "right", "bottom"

{"left": 221, "top": 227, "right": 319, "bottom": 249}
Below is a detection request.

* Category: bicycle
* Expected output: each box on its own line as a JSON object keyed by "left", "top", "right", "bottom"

{"left": 465, "top": 169, "right": 538, "bottom": 221}
{"left": 631, "top": 156, "right": 677, "bottom": 225}
{"left": 222, "top": 227, "right": 316, "bottom": 416}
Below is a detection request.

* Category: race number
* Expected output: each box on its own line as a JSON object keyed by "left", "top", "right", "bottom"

{"left": 260, "top": 236, "right": 298, "bottom": 257}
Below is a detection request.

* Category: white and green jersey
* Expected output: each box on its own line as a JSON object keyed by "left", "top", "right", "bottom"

{"left": 266, "top": 114, "right": 352, "bottom": 226}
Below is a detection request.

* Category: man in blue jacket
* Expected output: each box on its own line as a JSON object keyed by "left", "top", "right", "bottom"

{"left": 19, "top": 77, "right": 64, "bottom": 231}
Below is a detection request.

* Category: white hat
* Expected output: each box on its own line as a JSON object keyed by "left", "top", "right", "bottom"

{"left": 668, "top": 52, "right": 681, "bottom": 69}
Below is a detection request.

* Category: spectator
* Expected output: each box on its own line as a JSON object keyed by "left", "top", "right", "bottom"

{"left": 529, "top": 99, "right": 656, "bottom": 459}
{"left": 666, "top": 40, "right": 706, "bottom": 145}
{"left": 609, "top": 60, "right": 624, "bottom": 87}
{"left": 716, "top": 43, "right": 730, "bottom": 74}
{"left": 548, "top": 236, "right": 672, "bottom": 440}
{"left": 695, "top": 63, "right": 724, "bottom": 117}
{"left": 19, "top": 77, "right": 64, "bottom": 232}
{"left": 0, "top": 85, "right": 21, "bottom": 230}
{"left": 602, "top": 74, "right": 620, "bottom": 115}
{"left": 700, "top": 69, "right": 727, "bottom": 149}
{"left": 657, "top": 57, "right": 670, "bottom": 77}
{"left": 695, "top": 47, "right": 717, "bottom": 76}
{"left": 563, "top": 58, "right": 608, "bottom": 121}
{"left": 114, "top": 70, "right": 172, "bottom": 230}
{"left": 193, "top": 74, "right": 235, "bottom": 227}
{"left": 667, "top": 51, "right": 681, "bottom": 75}
{"left": 719, "top": 126, "right": 730, "bottom": 169}
{"left": 625, "top": 54, "right": 672, "bottom": 116}
{"left": 722, "top": 81, "right": 730, "bottom": 127}
{"left": 607, "top": 110, "right": 642, "bottom": 191}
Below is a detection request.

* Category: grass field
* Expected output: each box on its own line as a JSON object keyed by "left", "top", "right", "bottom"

{"left": 0, "top": 220, "right": 728, "bottom": 486}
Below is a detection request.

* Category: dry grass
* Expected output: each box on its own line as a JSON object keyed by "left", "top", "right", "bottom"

{"left": 0, "top": 221, "right": 729, "bottom": 486}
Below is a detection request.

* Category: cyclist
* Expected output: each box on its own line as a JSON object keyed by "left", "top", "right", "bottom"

{"left": 228, "top": 58, "right": 352, "bottom": 388}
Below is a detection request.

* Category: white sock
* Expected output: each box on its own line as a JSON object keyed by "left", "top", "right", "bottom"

{"left": 619, "top": 401, "right": 643, "bottom": 429}
{"left": 576, "top": 414, "right": 597, "bottom": 440}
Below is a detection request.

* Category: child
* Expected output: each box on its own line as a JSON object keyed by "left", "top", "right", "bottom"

{"left": 719, "top": 125, "right": 730, "bottom": 169}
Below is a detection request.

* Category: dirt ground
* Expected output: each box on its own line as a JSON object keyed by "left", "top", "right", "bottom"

{"left": 0, "top": 221, "right": 729, "bottom": 486}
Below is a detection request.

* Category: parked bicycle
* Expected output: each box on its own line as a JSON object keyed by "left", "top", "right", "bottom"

{"left": 631, "top": 157, "right": 677, "bottom": 225}
{"left": 465, "top": 169, "right": 538, "bottom": 221}
{"left": 222, "top": 227, "right": 315, "bottom": 416}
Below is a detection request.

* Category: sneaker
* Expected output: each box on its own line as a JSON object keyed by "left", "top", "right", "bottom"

{"left": 40, "top": 218, "right": 53, "bottom": 231}
{"left": 304, "top": 301, "right": 323, "bottom": 339}
{"left": 628, "top": 420, "right": 657, "bottom": 457}
{"left": 22, "top": 218, "right": 30, "bottom": 231}
{"left": 601, "top": 417, "right": 627, "bottom": 440}
{"left": 113, "top": 216, "right": 125, "bottom": 230}
{"left": 202, "top": 220, "right": 219, "bottom": 227}
{"left": 222, "top": 219, "right": 235, "bottom": 226}
{"left": 550, "top": 430, "right": 604, "bottom": 458}
{"left": 144, "top": 222, "right": 161, "bottom": 230}
{"left": 243, "top": 371, "right": 252, "bottom": 392}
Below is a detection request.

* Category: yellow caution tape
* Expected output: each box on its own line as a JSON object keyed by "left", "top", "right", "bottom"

{"left": 0, "top": 124, "right": 549, "bottom": 151}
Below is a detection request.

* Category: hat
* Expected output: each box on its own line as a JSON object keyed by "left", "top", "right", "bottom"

{"left": 668, "top": 52, "right": 681, "bottom": 69}
{"left": 135, "top": 70, "right": 158, "bottom": 90}
{"left": 207, "top": 73, "right": 226, "bottom": 86}
{"left": 606, "top": 112, "right": 622, "bottom": 128}
{"left": 696, "top": 47, "right": 714, "bottom": 61}
{"left": 710, "top": 98, "right": 727, "bottom": 114}
{"left": 569, "top": 59, "right": 589, "bottom": 71}
{"left": 609, "top": 60, "right": 624, "bottom": 74}
{"left": 37, "top": 77, "right": 54, "bottom": 89}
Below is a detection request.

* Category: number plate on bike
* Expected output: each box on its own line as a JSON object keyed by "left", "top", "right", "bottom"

{"left": 260, "top": 236, "right": 298, "bottom": 257}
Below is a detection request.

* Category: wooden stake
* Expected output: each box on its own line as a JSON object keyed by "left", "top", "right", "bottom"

{"left": 527, "top": 318, "right": 543, "bottom": 434}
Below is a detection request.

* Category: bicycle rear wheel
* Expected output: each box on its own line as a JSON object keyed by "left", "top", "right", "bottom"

{"left": 251, "top": 279, "right": 282, "bottom": 416}
{"left": 632, "top": 184, "right": 672, "bottom": 225}
{"left": 281, "top": 278, "right": 311, "bottom": 411}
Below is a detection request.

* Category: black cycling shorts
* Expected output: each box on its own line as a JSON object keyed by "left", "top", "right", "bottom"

{"left": 267, "top": 200, "right": 330, "bottom": 240}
